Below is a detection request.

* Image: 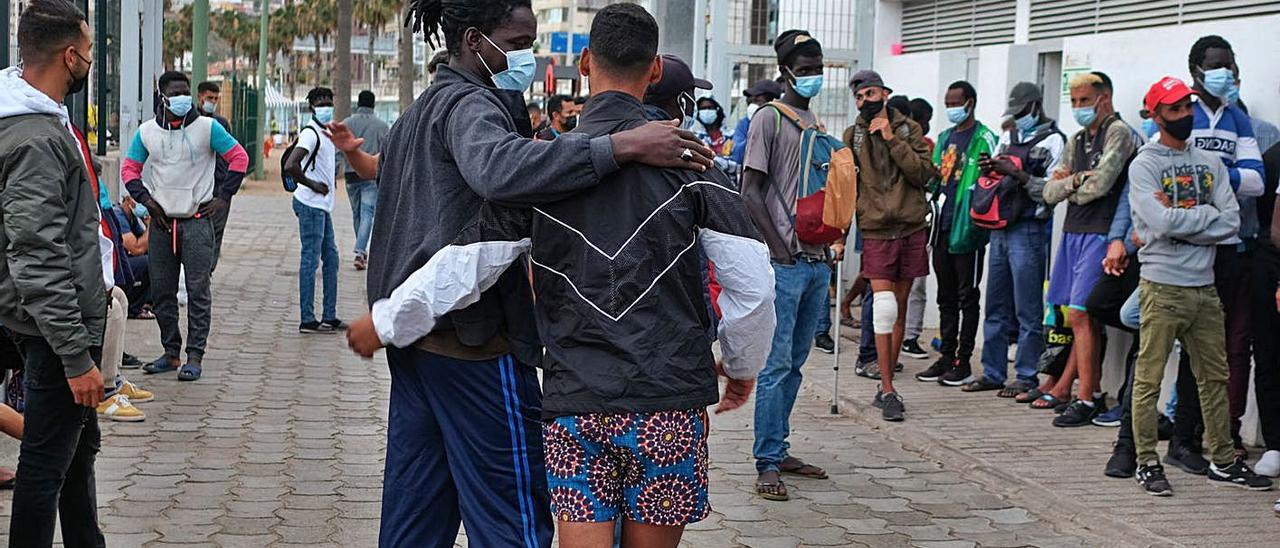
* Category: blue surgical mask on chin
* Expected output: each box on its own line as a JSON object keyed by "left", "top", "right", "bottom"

{"left": 1015, "top": 111, "right": 1038, "bottom": 136}
{"left": 1199, "top": 67, "right": 1235, "bottom": 99}
{"left": 480, "top": 34, "right": 536, "bottom": 91}
{"left": 1073, "top": 105, "right": 1097, "bottom": 127}
{"left": 787, "top": 68, "right": 823, "bottom": 99}
{"left": 166, "top": 95, "right": 193, "bottom": 117}
{"left": 313, "top": 106, "right": 334, "bottom": 124}
{"left": 945, "top": 106, "right": 969, "bottom": 125}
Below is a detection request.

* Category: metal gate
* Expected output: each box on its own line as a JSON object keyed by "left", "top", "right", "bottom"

{"left": 232, "top": 79, "right": 260, "bottom": 174}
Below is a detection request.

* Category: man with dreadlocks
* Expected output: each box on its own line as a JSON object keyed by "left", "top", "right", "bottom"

{"left": 338, "top": 0, "right": 716, "bottom": 546}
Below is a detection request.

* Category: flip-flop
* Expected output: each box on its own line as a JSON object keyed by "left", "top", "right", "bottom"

{"left": 780, "top": 457, "right": 828, "bottom": 479}
{"left": 1015, "top": 388, "right": 1045, "bottom": 404}
{"left": 997, "top": 385, "right": 1024, "bottom": 398}
{"left": 756, "top": 471, "right": 789, "bottom": 501}
{"left": 142, "top": 356, "right": 178, "bottom": 375}
{"left": 177, "top": 363, "right": 202, "bottom": 382}
{"left": 1030, "top": 393, "right": 1066, "bottom": 410}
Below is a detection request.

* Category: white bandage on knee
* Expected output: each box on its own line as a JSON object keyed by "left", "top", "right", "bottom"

{"left": 872, "top": 291, "right": 898, "bottom": 335}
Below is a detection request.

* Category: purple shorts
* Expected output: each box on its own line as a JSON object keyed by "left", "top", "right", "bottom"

{"left": 861, "top": 229, "right": 930, "bottom": 281}
{"left": 1047, "top": 232, "right": 1108, "bottom": 310}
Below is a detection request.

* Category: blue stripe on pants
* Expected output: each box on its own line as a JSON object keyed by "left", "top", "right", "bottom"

{"left": 380, "top": 348, "right": 553, "bottom": 548}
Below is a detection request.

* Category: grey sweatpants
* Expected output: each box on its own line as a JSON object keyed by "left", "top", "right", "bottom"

{"left": 149, "top": 215, "right": 215, "bottom": 366}
{"left": 905, "top": 276, "right": 927, "bottom": 340}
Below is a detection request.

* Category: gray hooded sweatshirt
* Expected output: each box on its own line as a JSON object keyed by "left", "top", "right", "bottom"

{"left": 1128, "top": 140, "right": 1238, "bottom": 287}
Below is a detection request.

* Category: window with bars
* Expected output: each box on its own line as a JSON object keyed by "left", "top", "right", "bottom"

{"left": 1029, "top": 0, "right": 1280, "bottom": 41}
{"left": 900, "top": 0, "right": 1017, "bottom": 54}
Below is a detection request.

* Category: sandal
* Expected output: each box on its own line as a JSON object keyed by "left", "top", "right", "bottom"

{"left": 997, "top": 386, "right": 1024, "bottom": 398}
{"left": 142, "top": 356, "right": 178, "bottom": 375}
{"left": 780, "top": 456, "right": 828, "bottom": 479}
{"left": 962, "top": 379, "right": 1005, "bottom": 393}
{"left": 1030, "top": 393, "right": 1066, "bottom": 410}
{"left": 1015, "top": 388, "right": 1044, "bottom": 404}
{"left": 177, "top": 363, "right": 202, "bottom": 382}
{"left": 756, "top": 470, "right": 789, "bottom": 501}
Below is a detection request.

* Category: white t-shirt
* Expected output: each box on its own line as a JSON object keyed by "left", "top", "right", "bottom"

{"left": 293, "top": 121, "right": 337, "bottom": 212}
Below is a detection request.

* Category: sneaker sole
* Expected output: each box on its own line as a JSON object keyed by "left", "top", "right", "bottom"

{"left": 299, "top": 329, "right": 337, "bottom": 334}
{"left": 882, "top": 414, "right": 904, "bottom": 422}
{"left": 1053, "top": 418, "right": 1095, "bottom": 428}
{"left": 814, "top": 347, "right": 834, "bottom": 354}
{"left": 915, "top": 374, "right": 943, "bottom": 382}
{"left": 940, "top": 375, "right": 975, "bottom": 387}
{"left": 1208, "top": 476, "right": 1276, "bottom": 491}
{"left": 1142, "top": 487, "right": 1173, "bottom": 497}
{"left": 125, "top": 395, "right": 154, "bottom": 404}
{"left": 1092, "top": 420, "right": 1121, "bottom": 427}
{"left": 902, "top": 351, "right": 929, "bottom": 360}
{"left": 120, "top": 364, "right": 142, "bottom": 370}
{"left": 1164, "top": 456, "right": 1209, "bottom": 476}
{"left": 99, "top": 413, "right": 146, "bottom": 422}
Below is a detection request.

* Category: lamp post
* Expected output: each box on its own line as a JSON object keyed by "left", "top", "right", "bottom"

{"left": 255, "top": 0, "right": 269, "bottom": 180}
{"left": 192, "top": 0, "right": 209, "bottom": 83}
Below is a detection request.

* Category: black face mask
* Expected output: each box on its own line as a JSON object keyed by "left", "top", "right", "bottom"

{"left": 561, "top": 115, "right": 578, "bottom": 131}
{"left": 858, "top": 100, "right": 884, "bottom": 121}
{"left": 1162, "top": 114, "right": 1194, "bottom": 141}
{"left": 66, "top": 50, "right": 90, "bottom": 95}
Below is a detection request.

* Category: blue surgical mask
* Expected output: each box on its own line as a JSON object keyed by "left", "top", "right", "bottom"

{"left": 1226, "top": 83, "right": 1241, "bottom": 105}
{"left": 946, "top": 106, "right": 969, "bottom": 125}
{"left": 166, "top": 95, "right": 193, "bottom": 117}
{"left": 201, "top": 101, "right": 216, "bottom": 114}
{"left": 1198, "top": 66, "right": 1234, "bottom": 99}
{"left": 1141, "top": 118, "right": 1159, "bottom": 138}
{"left": 479, "top": 34, "right": 536, "bottom": 91}
{"left": 1073, "top": 105, "right": 1097, "bottom": 127}
{"left": 682, "top": 115, "right": 696, "bottom": 130}
{"left": 133, "top": 202, "right": 150, "bottom": 219}
{"left": 1015, "top": 111, "right": 1038, "bottom": 136}
{"left": 786, "top": 68, "right": 823, "bottom": 99}
{"left": 313, "top": 106, "right": 334, "bottom": 124}
{"left": 697, "top": 108, "right": 718, "bottom": 126}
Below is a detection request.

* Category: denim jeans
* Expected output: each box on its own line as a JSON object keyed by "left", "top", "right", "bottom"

{"left": 980, "top": 219, "right": 1048, "bottom": 388}
{"left": 293, "top": 198, "right": 339, "bottom": 324}
{"left": 754, "top": 259, "right": 830, "bottom": 473}
{"left": 859, "top": 285, "right": 876, "bottom": 363}
{"left": 9, "top": 335, "right": 105, "bottom": 548}
{"left": 346, "top": 176, "right": 378, "bottom": 256}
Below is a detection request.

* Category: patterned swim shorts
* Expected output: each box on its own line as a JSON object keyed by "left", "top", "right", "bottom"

{"left": 543, "top": 408, "right": 710, "bottom": 526}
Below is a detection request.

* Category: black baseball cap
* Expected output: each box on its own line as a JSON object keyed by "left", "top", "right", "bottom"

{"left": 743, "top": 79, "right": 784, "bottom": 99}
{"left": 1003, "top": 82, "right": 1043, "bottom": 116}
{"left": 644, "top": 54, "right": 713, "bottom": 103}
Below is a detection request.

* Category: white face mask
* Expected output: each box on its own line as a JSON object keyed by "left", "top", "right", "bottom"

{"left": 745, "top": 103, "right": 761, "bottom": 120}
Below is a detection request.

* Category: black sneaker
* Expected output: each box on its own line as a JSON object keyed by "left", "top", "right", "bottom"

{"left": 939, "top": 361, "right": 974, "bottom": 387}
{"left": 814, "top": 333, "right": 835, "bottom": 354}
{"left": 299, "top": 321, "right": 334, "bottom": 334}
{"left": 915, "top": 356, "right": 952, "bottom": 382}
{"left": 1208, "top": 458, "right": 1274, "bottom": 491}
{"left": 872, "top": 389, "right": 885, "bottom": 409}
{"left": 322, "top": 319, "right": 349, "bottom": 331}
{"left": 900, "top": 338, "right": 928, "bottom": 359}
{"left": 1053, "top": 400, "right": 1098, "bottom": 427}
{"left": 121, "top": 352, "right": 144, "bottom": 370}
{"left": 1165, "top": 441, "right": 1210, "bottom": 475}
{"left": 1136, "top": 464, "right": 1173, "bottom": 496}
{"left": 1105, "top": 447, "right": 1137, "bottom": 478}
{"left": 881, "top": 391, "right": 905, "bottom": 422}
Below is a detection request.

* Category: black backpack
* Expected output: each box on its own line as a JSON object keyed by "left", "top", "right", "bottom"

{"left": 280, "top": 125, "right": 320, "bottom": 192}
{"left": 969, "top": 128, "right": 1063, "bottom": 230}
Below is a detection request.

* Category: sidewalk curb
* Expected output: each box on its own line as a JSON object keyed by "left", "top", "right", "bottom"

{"left": 807, "top": 375, "right": 1186, "bottom": 548}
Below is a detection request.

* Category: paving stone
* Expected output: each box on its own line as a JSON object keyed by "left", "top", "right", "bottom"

{"left": 972, "top": 508, "right": 1036, "bottom": 525}
{"left": 827, "top": 517, "right": 892, "bottom": 535}
{"left": 737, "top": 536, "right": 801, "bottom": 548}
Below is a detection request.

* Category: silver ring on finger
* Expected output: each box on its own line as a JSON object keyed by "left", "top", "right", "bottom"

{"left": 680, "top": 148, "right": 694, "bottom": 162}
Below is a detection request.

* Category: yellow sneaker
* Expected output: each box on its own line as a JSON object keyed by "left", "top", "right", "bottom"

{"left": 118, "top": 379, "right": 154, "bottom": 403}
{"left": 97, "top": 394, "right": 146, "bottom": 422}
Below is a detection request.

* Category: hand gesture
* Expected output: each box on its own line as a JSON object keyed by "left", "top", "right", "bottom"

{"left": 613, "top": 120, "right": 714, "bottom": 172}
{"left": 67, "top": 367, "right": 104, "bottom": 408}
{"left": 982, "top": 156, "right": 1020, "bottom": 177}
{"left": 197, "top": 197, "right": 228, "bottom": 219}
{"left": 1102, "top": 240, "right": 1129, "bottom": 276}
{"left": 714, "top": 360, "right": 755, "bottom": 414}
{"left": 324, "top": 121, "right": 365, "bottom": 154}
{"left": 868, "top": 117, "right": 893, "bottom": 141}
{"left": 347, "top": 313, "right": 384, "bottom": 358}
{"left": 144, "top": 199, "right": 171, "bottom": 232}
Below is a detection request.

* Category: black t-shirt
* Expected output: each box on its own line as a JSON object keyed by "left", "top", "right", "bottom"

{"left": 937, "top": 125, "right": 976, "bottom": 228}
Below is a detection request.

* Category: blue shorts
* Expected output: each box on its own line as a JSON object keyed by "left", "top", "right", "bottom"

{"left": 1047, "top": 232, "right": 1108, "bottom": 311}
{"left": 544, "top": 409, "right": 710, "bottom": 526}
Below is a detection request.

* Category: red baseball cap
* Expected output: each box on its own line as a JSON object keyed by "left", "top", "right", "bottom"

{"left": 1144, "top": 76, "right": 1196, "bottom": 113}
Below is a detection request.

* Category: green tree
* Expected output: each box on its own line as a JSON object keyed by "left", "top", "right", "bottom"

{"left": 295, "top": 0, "right": 337, "bottom": 85}
{"left": 164, "top": 2, "right": 194, "bottom": 71}
{"left": 336, "top": 0, "right": 353, "bottom": 118}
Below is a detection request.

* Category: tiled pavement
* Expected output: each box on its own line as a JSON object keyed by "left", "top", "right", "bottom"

{"left": 0, "top": 187, "right": 1274, "bottom": 547}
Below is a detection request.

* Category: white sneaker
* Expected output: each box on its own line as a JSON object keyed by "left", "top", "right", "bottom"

{"left": 1256, "top": 450, "right": 1280, "bottom": 478}
{"left": 1273, "top": 497, "right": 1279, "bottom": 516}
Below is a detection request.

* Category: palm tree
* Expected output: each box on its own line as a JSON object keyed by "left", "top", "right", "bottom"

{"left": 398, "top": 2, "right": 415, "bottom": 110}
{"left": 164, "top": 3, "right": 194, "bottom": 71}
{"left": 296, "top": 0, "right": 336, "bottom": 85}
{"left": 213, "top": 9, "right": 258, "bottom": 80}
{"left": 355, "top": 0, "right": 398, "bottom": 89}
